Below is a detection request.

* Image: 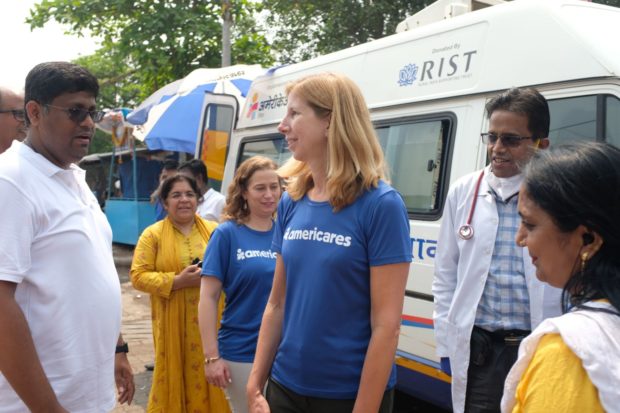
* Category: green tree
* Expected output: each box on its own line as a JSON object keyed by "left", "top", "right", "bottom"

{"left": 72, "top": 46, "right": 143, "bottom": 109}
{"left": 88, "top": 129, "right": 114, "bottom": 155}
{"left": 28, "top": 0, "right": 274, "bottom": 105}
{"left": 261, "top": 0, "right": 428, "bottom": 63}
{"left": 262, "top": 0, "right": 619, "bottom": 64}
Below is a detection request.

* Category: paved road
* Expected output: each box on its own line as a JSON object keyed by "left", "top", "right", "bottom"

{"left": 111, "top": 244, "right": 449, "bottom": 413}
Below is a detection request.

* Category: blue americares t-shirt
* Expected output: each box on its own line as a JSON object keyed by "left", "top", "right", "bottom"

{"left": 202, "top": 220, "right": 276, "bottom": 362}
{"left": 271, "top": 181, "right": 412, "bottom": 398}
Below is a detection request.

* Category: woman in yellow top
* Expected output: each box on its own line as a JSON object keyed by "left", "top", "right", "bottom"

{"left": 131, "top": 174, "right": 230, "bottom": 413}
{"left": 502, "top": 142, "right": 620, "bottom": 412}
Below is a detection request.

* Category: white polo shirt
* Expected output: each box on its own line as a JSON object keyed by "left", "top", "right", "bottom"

{"left": 197, "top": 187, "right": 225, "bottom": 222}
{"left": 0, "top": 142, "right": 121, "bottom": 413}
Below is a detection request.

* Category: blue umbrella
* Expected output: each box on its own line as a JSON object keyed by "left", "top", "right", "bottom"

{"left": 127, "top": 65, "right": 265, "bottom": 153}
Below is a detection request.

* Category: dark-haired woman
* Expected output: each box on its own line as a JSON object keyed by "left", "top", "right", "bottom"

{"left": 131, "top": 174, "right": 230, "bottom": 413}
{"left": 502, "top": 142, "right": 620, "bottom": 412}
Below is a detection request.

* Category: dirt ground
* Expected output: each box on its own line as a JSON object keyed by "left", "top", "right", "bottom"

{"left": 112, "top": 244, "right": 152, "bottom": 412}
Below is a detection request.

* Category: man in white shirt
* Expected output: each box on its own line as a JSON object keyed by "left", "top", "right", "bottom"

{"left": 178, "top": 159, "right": 225, "bottom": 222}
{"left": 0, "top": 62, "right": 134, "bottom": 412}
{"left": 433, "top": 88, "right": 561, "bottom": 413}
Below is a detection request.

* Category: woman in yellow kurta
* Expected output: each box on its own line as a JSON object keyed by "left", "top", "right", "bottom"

{"left": 502, "top": 142, "right": 620, "bottom": 412}
{"left": 131, "top": 174, "right": 231, "bottom": 413}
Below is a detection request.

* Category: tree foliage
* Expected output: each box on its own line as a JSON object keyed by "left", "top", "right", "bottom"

{"left": 261, "top": 0, "right": 429, "bottom": 64}
{"left": 28, "top": 0, "right": 274, "bottom": 107}
{"left": 27, "top": 0, "right": 620, "bottom": 108}
{"left": 261, "top": 0, "right": 619, "bottom": 64}
{"left": 72, "top": 46, "right": 143, "bottom": 109}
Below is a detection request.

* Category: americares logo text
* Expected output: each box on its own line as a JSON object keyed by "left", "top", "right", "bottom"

{"left": 283, "top": 227, "right": 352, "bottom": 247}
{"left": 237, "top": 249, "right": 277, "bottom": 261}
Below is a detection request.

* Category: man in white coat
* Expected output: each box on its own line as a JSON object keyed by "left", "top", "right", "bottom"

{"left": 433, "top": 87, "right": 561, "bottom": 413}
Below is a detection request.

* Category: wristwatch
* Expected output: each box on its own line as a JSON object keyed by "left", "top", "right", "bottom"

{"left": 115, "top": 342, "right": 129, "bottom": 354}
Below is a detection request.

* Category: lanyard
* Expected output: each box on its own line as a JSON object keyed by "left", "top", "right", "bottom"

{"left": 458, "top": 170, "right": 485, "bottom": 240}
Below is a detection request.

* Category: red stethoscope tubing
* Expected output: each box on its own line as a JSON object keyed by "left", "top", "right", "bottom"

{"left": 458, "top": 170, "right": 485, "bottom": 240}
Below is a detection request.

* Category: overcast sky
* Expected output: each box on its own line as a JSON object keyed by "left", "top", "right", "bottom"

{"left": 1, "top": 0, "right": 97, "bottom": 90}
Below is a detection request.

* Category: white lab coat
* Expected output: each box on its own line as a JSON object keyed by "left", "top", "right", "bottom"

{"left": 433, "top": 166, "right": 562, "bottom": 413}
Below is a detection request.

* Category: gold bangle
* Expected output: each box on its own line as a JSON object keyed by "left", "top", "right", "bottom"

{"left": 204, "top": 356, "right": 221, "bottom": 364}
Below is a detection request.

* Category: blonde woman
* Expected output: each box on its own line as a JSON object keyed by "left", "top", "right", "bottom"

{"left": 246, "top": 73, "right": 412, "bottom": 413}
{"left": 199, "top": 156, "right": 282, "bottom": 413}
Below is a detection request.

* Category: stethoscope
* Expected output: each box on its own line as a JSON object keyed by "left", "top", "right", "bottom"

{"left": 458, "top": 140, "right": 540, "bottom": 240}
{"left": 458, "top": 170, "right": 485, "bottom": 240}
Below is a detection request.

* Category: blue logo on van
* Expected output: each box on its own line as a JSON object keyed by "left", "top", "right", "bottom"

{"left": 398, "top": 64, "right": 418, "bottom": 86}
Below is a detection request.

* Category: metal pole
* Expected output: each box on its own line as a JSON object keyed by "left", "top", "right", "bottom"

{"left": 131, "top": 134, "right": 138, "bottom": 202}
{"left": 107, "top": 145, "right": 116, "bottom": 201}
{"left": 222, "top": 0, "right": 232, "bottom": 67}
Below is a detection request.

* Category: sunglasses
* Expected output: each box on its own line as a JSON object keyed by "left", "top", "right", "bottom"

{"left": 0, "top": 109, "right": 25, "bottom": 121}
{"left": 45, "top": 104, "right": 105, "bottom": 123}
{"left": 481, "top": 132, "right": 533, "bottom": 147}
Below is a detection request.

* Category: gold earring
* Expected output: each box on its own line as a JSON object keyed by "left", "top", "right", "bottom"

{"left": 581, "top": 252, "right": 589, "bottom": 273}
{"left": 518, "top": 240, "right": 526, "bottom": 247}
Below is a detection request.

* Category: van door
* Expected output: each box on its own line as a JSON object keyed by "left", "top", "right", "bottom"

{"left": 195, "top": 92, "right": 239, "bottom": 191}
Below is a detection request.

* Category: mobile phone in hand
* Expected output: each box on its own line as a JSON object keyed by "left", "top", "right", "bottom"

{"left": 191, "top": 257, "right": 203, "bottom": 268}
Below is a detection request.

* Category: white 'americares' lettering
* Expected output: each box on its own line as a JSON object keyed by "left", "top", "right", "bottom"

{"left": 283, "top": 227, "right": 352, "bottom": 247}
{"left": 236, "top": 248, "right": 277, "bottom": 261}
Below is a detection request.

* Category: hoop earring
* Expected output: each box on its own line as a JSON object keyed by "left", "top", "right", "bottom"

{"left": 581, "top": 252, "right": 589, "bottom": 274}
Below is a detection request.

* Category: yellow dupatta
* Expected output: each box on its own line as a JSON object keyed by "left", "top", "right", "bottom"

{"left": 149, "top": 215, "right": 230, "bottom": 413}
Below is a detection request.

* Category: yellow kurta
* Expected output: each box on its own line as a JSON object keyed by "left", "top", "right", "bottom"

{"left": 131, "top": 217, "right": 230, "bottom": 413}
{"left": 513, "top": 334, "right": 604, "bottom": 413}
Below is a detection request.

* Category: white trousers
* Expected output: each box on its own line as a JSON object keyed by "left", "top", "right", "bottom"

{"left": 224, "top": 359, "right": 253, "bottom": 413}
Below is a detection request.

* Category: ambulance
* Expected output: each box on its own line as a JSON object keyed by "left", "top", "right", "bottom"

{"left": 196, "top": 0, "right": 620, "bottom": 408}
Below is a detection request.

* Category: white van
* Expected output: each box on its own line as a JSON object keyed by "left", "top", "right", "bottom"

{"left": 198, "top": 0, "right": 620, "bottom": 409}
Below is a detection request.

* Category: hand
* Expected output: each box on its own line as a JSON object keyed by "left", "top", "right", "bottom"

{"left": 440, "top": 357, "right": 452, "bottom": 376}
{"left": 177, "top": 264, "right": 203, "bottom": 288}
{"left": 204, "top": 358, "right": 232, "bottom": 388}
{"left": 114, "top": 353, "right": 135, "bottom": 405}
{"left": 247, "top": 388, "right": 270, "bottom": 413}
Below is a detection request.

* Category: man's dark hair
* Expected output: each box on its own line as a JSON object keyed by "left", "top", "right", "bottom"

{"left": 485, "top": 87, "right": 550, "bottom": 140}
{"left": 524, "top": 141, "right": 620, "bottom": 315}
{"left": 24, "top": 62, "right": 99, "bottom": 126}
{"left": 162, "top": 159, "right": 179, "bottom": 171}
{"left": 178, "top": 159, "right": 209, "bottom": 184}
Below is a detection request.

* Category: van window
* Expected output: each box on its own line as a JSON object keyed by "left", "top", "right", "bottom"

{"left": 376, "top": 118, "right": 452, "bottom": 215}
{"left": 237, "top": 119, "right": 452, "bottom": 216}
{"left": 238, "top": 135, "right": 291, "bottom": 166}
{"left": 548, "top": 94, "right": 620, "bottom": 146}
{"left": 607, "top": 95, "right": 620, "bottom": 148}
{"left": 199, "top": 104, "right": 236, "bottom": 191}
{"left": 548, "top": 95, "right": 597, "bottom": 144}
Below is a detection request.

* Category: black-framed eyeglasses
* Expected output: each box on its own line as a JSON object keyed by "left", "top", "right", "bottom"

{"left": 481, "top": 132, "right": 533, "bottom": 147}
{"left": 0, "top": 109, "right": 25, "bottom": 122}
{"left": 45, "top": 104, "right": 105, "bottom": 123}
